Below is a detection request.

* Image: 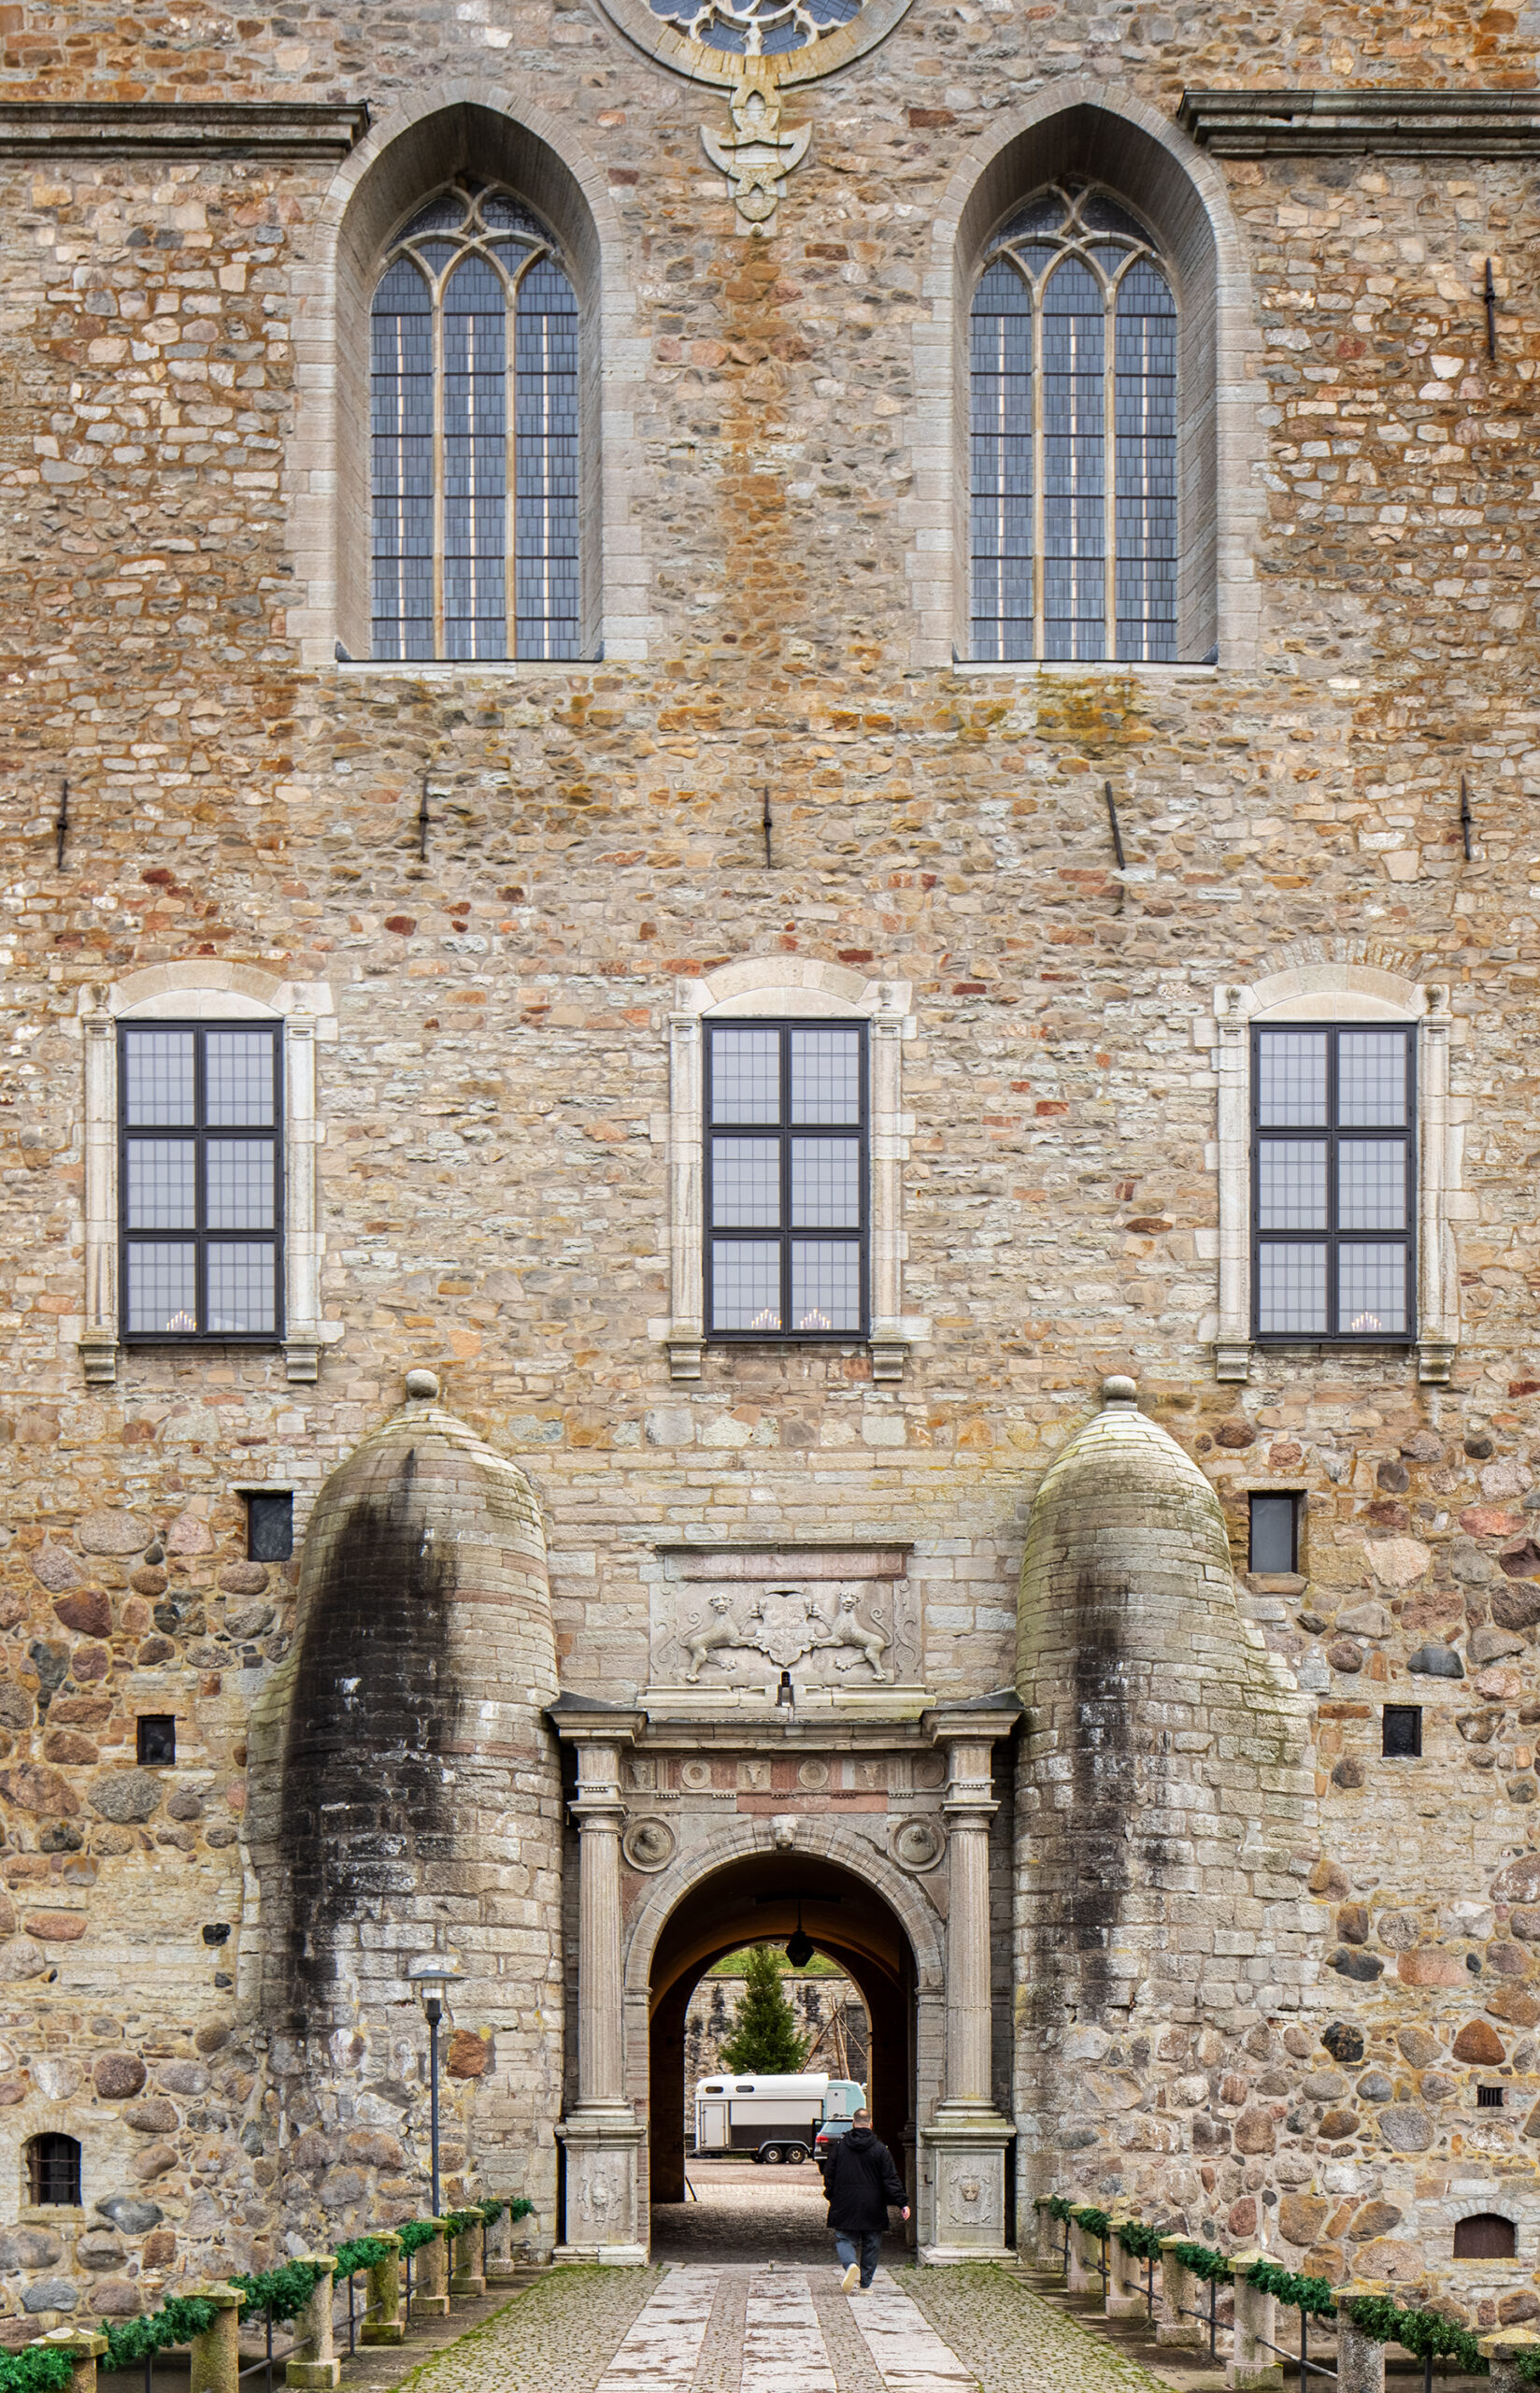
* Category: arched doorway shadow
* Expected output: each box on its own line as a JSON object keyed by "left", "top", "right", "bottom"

{"left": 629, "top": 1833, "right": 942, "bottom": 2257}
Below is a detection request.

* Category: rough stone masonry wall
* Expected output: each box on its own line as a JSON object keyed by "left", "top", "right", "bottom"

{"left": 0, "top": 0, "right": 1537, "bottom": 2321}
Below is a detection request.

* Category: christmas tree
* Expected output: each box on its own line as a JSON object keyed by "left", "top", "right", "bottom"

{"left": 719, "top": 1943, "right": 812, "bottom": 2074}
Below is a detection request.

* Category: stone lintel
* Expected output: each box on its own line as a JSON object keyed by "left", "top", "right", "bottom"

{"left": 0, "top": 101, "right": 371, "bottom": 158}
{"left": 1178, "top": 87, "right": 1540, "bottom": 155}
{"left": 635, "top": 1696, "right": 935, "bottom": 1739}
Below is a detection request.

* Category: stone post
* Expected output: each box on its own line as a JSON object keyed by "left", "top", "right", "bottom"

{"left": 285, "top": 2258, "right": 339, "bottom": 2391}
{"left": 1227, "top": 2257, "right": 1283, "bottom": 2391}
{"left": 1334, "top": 2294, "right": 1386, "bottom": 2393}
{"left": 360, "top": 2233, "right": 404, "bottom": 2347}
{"left": 1105, "top": 2221, "right": 1147, "bottom": 2321}
{"left": 551, "top": 1721, "right": 647, "bottom": 2264}
{"left": 1481, "top": 2329, "right": 1540, "bottom": 2393}
{"left": 915, "top": 1704, "right": 1020, "bottom": 2263}
{"left": 450, "top": 2218, "right": 486, "bottom": 2299}
{"left": 485, "top": 2205, "right": 519, "bottom": 2286}
{"left": 414, "top": 2222, "right": 450, "bottom": 2319}
{"left": 1157, "top": 2238, "right": 1203, "bottom": 2350}
{"left": 1065, "top": 2212, "right": 1096, "bottom": 2296}
{"left": 1034, "top": 2200, "right": 1065, "bottom": 2274}
{"left": 33, "top": 2329, "right": 107, "bottom": 2393}
{"left": 188, "top": 2286, "right": 244, "bottom": 2393}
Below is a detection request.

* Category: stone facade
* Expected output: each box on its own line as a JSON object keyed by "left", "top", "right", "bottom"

{"left": 0, "top": 0, "right": 1538, "bottom": 2339}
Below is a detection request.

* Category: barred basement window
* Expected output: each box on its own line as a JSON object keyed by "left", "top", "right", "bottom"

{"left": 371, "top": 179, "right": 579, "bottom": 662}
{"left": 1382, "top": 1705, "right": 1422, "bottom": 1759}
{"left": 27, "top": 2135, "right": 81, "bottom": 2208}
{"left": 706, "top": 1022, "right": 868, "bottom": 1341}
{"left": 970, "top": 182, "right": 1176, "bottom": 664}
{"left": 1251, "top": 1025, "right": 1416, "bottom": 1343}
{"left": 1476, "top": 2085, "right": 1505, "bottom": 2110}
{"left": 120, "top": 1023, "right": 282, "bottom": 1342}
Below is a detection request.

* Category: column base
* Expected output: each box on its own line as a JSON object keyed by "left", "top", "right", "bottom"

{"left": 1106, "top": 2297, "right": 1147, "bottom": 2321}
{"left": 450, "top": 2273, "right": 487, "bottom": 2297}
{"left": 411, "top": 2298, "right": 450, "bottom": 2319}
{"left": 917, "top": 2109, "right": 1013, "bottom": 2263}
{"left": 286, "top": 2365, "right": 342, "bottom": 2389}
{"left": 1226, "top": 2372, "right": 1283, "bottom": 2391}
{"left": 1156, "top": 2326, "right": 1204, "bottom": 2350}
{"left": 557, "top": 2109, "right": 648, "bottom": 2260}
{"left": 358, "top": 2328, "right": 405, "bottom": 2348}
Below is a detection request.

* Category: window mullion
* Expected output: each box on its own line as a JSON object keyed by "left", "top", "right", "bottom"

{"left": 506, "top": 274, "right": 518, "bottom": 661}
{"left": 1033, "top": 282, "right": 1046, "bottom": 661}
{"left": 780, "top": 1027, "right": 792, "bottom": 1339}
{"left": 432, "top": 277, "right": 446, "bottom": 660}
{"left": 194, "top": 1028, "right": 208, "bottom": 1338}
{"left": 1326, "top": 1030, "right": 1339, "bottom": 1341}
{"left": 1104, "top": 279, "right": 1117, "bottom": 661}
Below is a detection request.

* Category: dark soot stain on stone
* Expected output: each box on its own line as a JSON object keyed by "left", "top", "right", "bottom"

{"left": 278, "top": 1448, "right": 456, "bottom": 2024}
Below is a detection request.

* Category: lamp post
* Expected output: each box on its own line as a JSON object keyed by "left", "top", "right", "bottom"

{"left": 407, "top": 1955, "right": 463, "bottom": 2216}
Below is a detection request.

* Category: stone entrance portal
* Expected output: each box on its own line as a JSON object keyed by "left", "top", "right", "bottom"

{"left": 549, "top": 1669, "right": 1020, "bottom": 2265}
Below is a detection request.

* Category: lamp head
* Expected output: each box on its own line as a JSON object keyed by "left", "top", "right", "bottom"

{"left": 407, "top": 1954, "right": 464, "bottom": 2022}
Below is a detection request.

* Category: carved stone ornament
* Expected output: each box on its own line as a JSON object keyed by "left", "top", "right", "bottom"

{"left": 650, "top": 1544, "right": 919, "bottom": 1698}
{"left": 943, "top": 2159, "right": 998, "bottom": 2228}
{"left": 889, "top": 1816, "right": 945, "bottom": 1873}
{"left": 702, "top": 82, "right": 810, "bottom": 236}
{"left": 621, "top": 1816, "right": 677, "bottom": 1871}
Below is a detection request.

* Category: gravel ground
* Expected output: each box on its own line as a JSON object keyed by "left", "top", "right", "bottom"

{"left": 651, "top": 2163, "right": 848, "bottom": 2266}
{"left": 902, "top": 2264, "right": 1175, "bottom": 2393}
{"left": 390, "top": 2267, "right": 662, "bottom": 2393}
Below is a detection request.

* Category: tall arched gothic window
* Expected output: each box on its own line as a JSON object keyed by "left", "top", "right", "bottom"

{"left": 370, "top": 179, "right": 579, "bottom": 663}
{"left": 970, "top": 183, "right": 1177, "bottom": 665}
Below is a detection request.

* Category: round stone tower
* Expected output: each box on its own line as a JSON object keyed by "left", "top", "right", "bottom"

{"left": 246, "top": 1372, "right": 563, "bottom": 2228}
{"left": 1014, "top": 1377, "right": 1314, "bottom": 2219}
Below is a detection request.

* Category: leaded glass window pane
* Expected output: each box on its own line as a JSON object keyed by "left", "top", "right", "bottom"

{"left": 969, "top": 181, "right": 1177, "bottom": 664}
{"left": 369, "top": 179, "right": 580, "bottom": 663}
{"left": 121, "top": 1025, "right": 283, "bottom": 1342}
{"left": 706, "top": 1022, "right": 866, "bottom": 1341}
{"left": 1253, "top": 1025, "right": 1415, "bottom": 1344}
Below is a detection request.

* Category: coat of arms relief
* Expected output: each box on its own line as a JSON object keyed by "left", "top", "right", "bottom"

{"left": 648, "top": 1545, "right": 918, "bottom": 1697}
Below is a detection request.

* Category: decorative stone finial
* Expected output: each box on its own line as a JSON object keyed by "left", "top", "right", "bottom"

{"left": 1102, "top": 1375, "right": 1138, "bottom": 1408}
{"left": 405, "top": 1368, "right": 439, "bottom": 1402}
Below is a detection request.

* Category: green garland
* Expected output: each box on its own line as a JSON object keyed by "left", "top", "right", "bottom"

{"left": 102, "top": 2295, "right": 222, "bottom": 2374}
{"left": 395, "top": 2220, "right": 441, "bottom": 2256}
{"left": 1072, "top": 2206, "right": 1114, "bottom": 2239}
{"left": 1114, "top": 2220, "right": 1166, "bottom": 2263}
{"left": 228, "top": 2263, "right": 323, "bottom": 2325}
{"left": 1040, "top": 2197, "right": 1074, "bottom": 2224}
{"left": 1243, "top": 2258, "right": 1335, "bottom": 2321}
{"left": 0, "top": 2351, "right": 75, "bottom": 2393}
{"left": 1343, "top": 2293, "right": 1488, "bottom": 2374}
{"left": 1167, "top": 2239, "right": 1233, "bottom": 2286}
{"left": 333, "top": 2235, "right": 397, "bottom": 2280}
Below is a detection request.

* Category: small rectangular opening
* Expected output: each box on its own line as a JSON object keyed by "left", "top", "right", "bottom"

{"left": 1248, "top": 1492, "right": 1300, "bottom": 1574}
{"left": 1477, "top": 2085, "right": 1505, "bottom": 2109}
{"left": 1382, "top": 1705, "right": 1423, "bottom": 1759}
{"left": 28, "top": 2135, "right": 81, "bottom": 2208}
{"left": 246, "top": 1492, "right": 293, "bottom": 1563}
{"left": 136, "top": 1714, "right": 176, "bottom": 1767}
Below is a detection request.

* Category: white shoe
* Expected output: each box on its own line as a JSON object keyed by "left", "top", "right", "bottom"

{"left": 841, "top": 2263, "right": 860, "bottom": 2294}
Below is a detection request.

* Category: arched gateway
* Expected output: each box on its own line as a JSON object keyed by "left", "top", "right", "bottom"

{"left": 549, "top": 1688, "right": 1020, "bottom": 2263}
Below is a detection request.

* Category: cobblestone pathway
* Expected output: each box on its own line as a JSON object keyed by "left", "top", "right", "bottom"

{"left": 398, "top": 2261, "right": 1172, "bottom": 2393}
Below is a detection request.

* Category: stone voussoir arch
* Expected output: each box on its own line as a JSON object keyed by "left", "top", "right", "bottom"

{"left": 286, "top": 79, "right": 649, "bottom": 670}
{"left": 909, "top": 76, "right": 1265, "bottom": 674}
{"left": 621, "top": 1813, "right": 946, "bottom": 2007}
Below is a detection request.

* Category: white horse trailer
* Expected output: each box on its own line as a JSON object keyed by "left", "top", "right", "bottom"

{"left": 692, "top": 2072, "right": 865, "bottom": 2165}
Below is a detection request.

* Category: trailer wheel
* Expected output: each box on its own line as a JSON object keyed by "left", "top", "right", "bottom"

{"left": 785, "top": 2144, "right": 806, "bottom": 2165}
{"left": 762, "top": 2143, "right": 783, "bottom": 2164}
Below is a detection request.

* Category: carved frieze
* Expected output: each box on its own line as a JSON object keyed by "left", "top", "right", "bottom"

{"left": 648, "top": 1545, "right": 919, "bottom": 1700}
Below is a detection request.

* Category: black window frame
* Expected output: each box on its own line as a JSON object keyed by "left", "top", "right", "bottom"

{"left": 1382, "top": 1704, "right": 1423, "bottom": 1759}
{"left": 27, "top": 2134, "right": 81, "bottom": 2208}
{"left": 118, "top": 1020, "right": 284, "bottom": 1346}
{"left": 1248, "top": 1491, "right": 1302, "bottom": 1575}
{"left": 246, "top": 1491, "right": 294, "bottom": 1563}
{"left": 704, "top": 1019, "right": 870, "bottom": 1345}
{"left": 136, "top": 1714, "right": 177, "bottom": 1767}
{"left": 1250, "top": 1022, "right": 1417, "bottom": 1347}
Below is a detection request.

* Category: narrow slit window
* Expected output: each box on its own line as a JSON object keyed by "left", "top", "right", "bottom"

{"left": 136, "top": 1715, "right": 176, "bottom": 1767}
{"left": 970, "top": 183, "right": 1176, "bottom": 664}
{"left": 1382, "top": 1705, "right": 1422, "bottom": 1758}
{"left": 371, "top": 180, "right": 579, "bottom": 663}
{"left": 1252, "top": 1024, "right": 1416, "bottom": 1343}
{"left": 120, "top": 1024, "right": 282, "bottom": 1343}
{"left": 246, "top": 1492, "right": 294, "bottom": 1564}
{"left": 706, "top": 1023, "right": 868, "bottom": 1341}
{"left": 1248, "top": 1493, "right": 1300, "bottom": 1575}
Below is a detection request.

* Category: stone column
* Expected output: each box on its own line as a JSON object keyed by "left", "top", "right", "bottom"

{"left": 32, "top": 2329, "right": 107, "bottom": 2393}
{"left": 1157, "top": 2240, "right": 1203, "bottom": 2350}
{"left": 188, "top": 2286, "right": 243, "bottom": 2393}
{"left": 414, "top": 2223, "right": 450, "bottom": 2319}
{"left": 485, "top": 2206, "right": 518, "bottom": 2286}
{"left": 1227, "top": 2258, "right": 1283, "bottom": 2391}
{"left": 450, "top": 2221, "right": 486, "bottom": 2298}
{"left": 360, "top": 2234, "right": 404, "bottom": 2346}
{"left": 916, "top": 1706, "right": 1019, "bottom": 2263}
{"left": 1034, "top": 2201, "right": 1065, "bottom": 2273}
{"left": 1105, "top": 2221, "right": 1147, "bottom": 2321}
{"left": 285, "top": 2258, "right": 339, "bottom": 2390}
{"left": 553, "top": 1723, "right": 647, "bottom": 2264}
{"left": 1334, "top": 2295, "right": 1386, "bottom": 2393}
{"left": 1481, "top": 2329, "right": 1540, "bottom": 2393}
{"left": 1065, "top": 2213, "right": 1096, "bottom": 2296}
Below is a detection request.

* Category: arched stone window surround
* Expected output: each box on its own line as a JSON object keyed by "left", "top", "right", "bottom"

{"left": 286, "top": 90, "right": 648, "bottom": 671}
{"left": 911, "top": 84, "right": 1263, "bottom": 673}
{"left": 72, "top": 964, "right": 337, "bottom": 1386}
{"left": 1205, "top": 964, "right": 1462, "bottom": 1385}
{"left": 660, "top": 959, "right": 919, "bottom": 1383}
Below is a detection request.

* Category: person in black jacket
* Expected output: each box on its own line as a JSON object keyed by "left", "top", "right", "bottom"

{"left": 820, "top": 2109, "right": 910, "bottom": 2291}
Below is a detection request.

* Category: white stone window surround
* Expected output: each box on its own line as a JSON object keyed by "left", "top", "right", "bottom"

{"left": 1203, "top": 966, "right": 1463, "bottom": 1385}
{"left": 910, "top": 82, "right": 1265, "bottom": 674}
{"left": 656, "top": 959, "right": 921, "bottom": 1383}
{"left": 73, "top": 964, "right": 338, "bottom": 1387}
{"left": 285, "top": 84, "right": 651, "bottom": 673}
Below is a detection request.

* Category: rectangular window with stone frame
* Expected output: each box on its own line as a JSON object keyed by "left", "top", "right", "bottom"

{"left": 705, "top": 1021, "right": 868, "bottom": 1342}
{"left": 119, "top": 1023, "right": 284, "bottom": 1344}
{"left": 1250, "top": 1024, "right": 1416, "bottom": 1346}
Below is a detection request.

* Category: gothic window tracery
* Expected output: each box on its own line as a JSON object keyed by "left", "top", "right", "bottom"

{"left": 370, "top": 179, "right": 579, "bottom": 663}
{"left": 969, "top": 182, "right": 1177, "bottom": 664}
